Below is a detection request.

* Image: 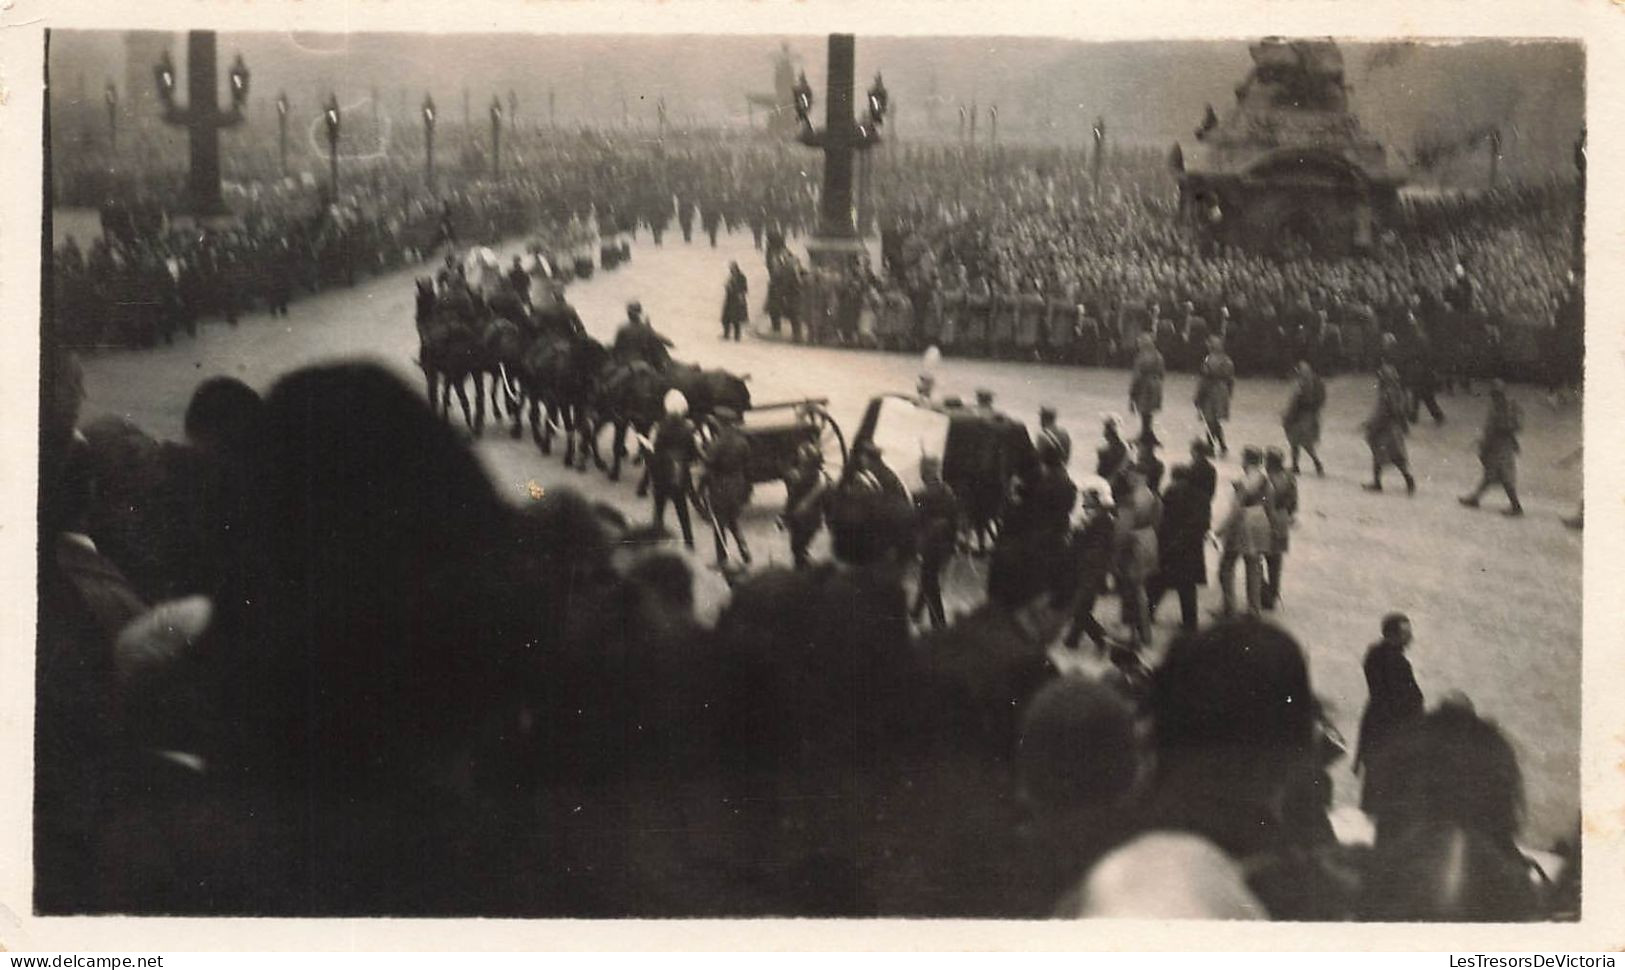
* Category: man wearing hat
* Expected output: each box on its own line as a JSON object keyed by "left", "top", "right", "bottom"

{"left": 910, "top": 454, "right": 960, "bottom": 630}
{"left": 1458, "top": 379, "right": 1524, "bottom": 516}
{"left": 1037, "top": 407, "right": 1071, "bottom": 465}
{"left": 701, "top": 406, "right": 753, "bottom": 567}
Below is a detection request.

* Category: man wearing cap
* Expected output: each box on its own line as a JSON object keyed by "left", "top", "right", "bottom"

{"left": 973, "top": 388, "right": 998, "bottom": 418}
{"left": 1037, "top": 407, "right": 1071, "bottom": 465}
{"left": 1096, "top": 416, "right": 1129, "bottom": 484}
{"left": 1063, "top": 486, "right": 1118, "bottom": 653}
{"left": 910, "top": 455, "right": 960, "bottom": 630}
{"left": 1458, "top": 380, "right": 1525, "bottom": 516}
{"left": 1213, "top": 447, "right": 1274, "bottom": 618}
{"left": 1281, "top": 360, "right": 1327, "bottom": 477}
{"left": 1128, "top": 333, "right": 1166, "bottom": 444}
{"left": 1362, "top": 361, "right": 1417, "bottom": 495}
{"left": 1112, "top": 465, "right": 1162, "bottom": 648}
{"left": 1195, "top": 335, "right": 1235, "bottom": 458}
{"left": 649, "top": 389, "right": 698, "bottom": 549}
{"left": 1261, "top": 448, "right": 1298, "bottom": 611}
{"left": 613, "top": 300, "right": 675, "bottom": 370}
{"left": 782, "top": 441, "right": 830, "bottom": 569}
{"left": 1005, "top": 434, "right": 1077, "bottom": 547}
{"left": 701, "top": 407, "right": 753, "bottom": 566}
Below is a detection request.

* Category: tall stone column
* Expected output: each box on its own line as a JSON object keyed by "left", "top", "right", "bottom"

{"left": 185, "top": 33, "right": 225, "bottom": 216}
{"left": 799, "top": 33, "right": 880, "bottom": 269}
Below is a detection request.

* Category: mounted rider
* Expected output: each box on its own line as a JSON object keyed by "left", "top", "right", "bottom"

{"left": 612, "top": 300, "right": 675, "bottom": 372}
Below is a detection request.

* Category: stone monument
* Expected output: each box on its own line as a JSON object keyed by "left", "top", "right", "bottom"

{"left": 1174, "top": 38, "right": 1404, "bottom": 256}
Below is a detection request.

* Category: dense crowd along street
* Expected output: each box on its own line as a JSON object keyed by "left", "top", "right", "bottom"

{"left": 39, "top": 32, "right": 1584, "bottom": 922}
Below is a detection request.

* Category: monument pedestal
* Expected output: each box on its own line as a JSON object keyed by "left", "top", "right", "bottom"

{"left": 805, "top": 233, "right": 869, "bottom": 271}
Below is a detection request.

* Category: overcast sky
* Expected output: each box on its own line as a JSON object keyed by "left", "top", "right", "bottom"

{"left": 48, "top": 32, "right": 1584, "bottom": 175}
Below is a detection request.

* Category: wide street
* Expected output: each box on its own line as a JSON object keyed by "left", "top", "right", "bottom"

{"left": 76, "top": 225, "right": 1583, "bottom": 848}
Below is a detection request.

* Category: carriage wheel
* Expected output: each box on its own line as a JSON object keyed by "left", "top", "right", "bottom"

{"left": 800, "top": 403, "right": 847, "bottom": 475}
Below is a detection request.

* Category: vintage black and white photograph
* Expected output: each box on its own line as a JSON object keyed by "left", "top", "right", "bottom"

{"left": 27, "top": 18, "right": 1590, "bottom": 925}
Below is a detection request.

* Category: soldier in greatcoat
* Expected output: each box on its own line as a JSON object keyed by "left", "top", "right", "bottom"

{"left": 1261, "top": 448, "right": 1298, "bottom": 611}
{"left": 1363, "top": 362, "right": 1417, "bottom": 495}
{"left": 1458, "top": 380, "right": 1525, "bottom": 517}
{"left": 1281, "top": 360, "right": 1326, "bottom": 477}
{"left": 910, "top": 455, "right": 960, "bottom": 630}
{"left": 702, "top": 407, "right": 754, "bottom": 567}
{"left": 1194, "top": 335, "right": 1236, "bottom": 457}
{"left": 1128, "top": 333, "right": 1166, "bottom": 445}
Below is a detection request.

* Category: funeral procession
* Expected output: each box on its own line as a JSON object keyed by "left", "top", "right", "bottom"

{"left": 35, "top": 30, "right": 1584, "bottom": 921}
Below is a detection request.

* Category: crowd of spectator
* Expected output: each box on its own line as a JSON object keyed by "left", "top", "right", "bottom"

{"left": 38, "top": 346, "right": 1579, "bottom": 918}
{"left": 52, "top": 122, "right": 1583, "bottom": 395}
{"left": 767, "top": 148, "right": 1580, "bottom": 389}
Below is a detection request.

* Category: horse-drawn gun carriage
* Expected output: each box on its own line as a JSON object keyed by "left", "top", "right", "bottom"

{"left": 708, "top": 397, "right": 847, "bottom": 489}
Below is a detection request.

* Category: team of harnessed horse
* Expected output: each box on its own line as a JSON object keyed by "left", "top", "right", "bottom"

{"left": 414, "top": 248, "right": 752, "bottom": 491}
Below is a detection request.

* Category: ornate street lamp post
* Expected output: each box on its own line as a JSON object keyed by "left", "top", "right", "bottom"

{"left": 275, "top": 91, "right": 289, "bottom": 176}
{"left": 153, "top": 33, "right": 250, "bottom": 216}
{"left": 489, "top": 95, "right": 503, "bottom": 178}
{"left": 324, "top": 93, "right": 342, "bottom": 198}
{"left": 422, "top": 94, "right": 437, "bottom": 188}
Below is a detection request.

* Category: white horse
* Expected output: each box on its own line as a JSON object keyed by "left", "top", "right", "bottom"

{"left": 461, "top": 246, "right": 507, "bottom": 301}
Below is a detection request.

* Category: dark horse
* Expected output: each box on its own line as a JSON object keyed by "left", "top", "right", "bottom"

{"left": 593, "top": 360, "right": 752, "bottom": 489}
{"left": 416, "top": 278, "right": 494, "bottom": 435}
{"left": 516, "top": 326, "right": 612, "bottom": 471}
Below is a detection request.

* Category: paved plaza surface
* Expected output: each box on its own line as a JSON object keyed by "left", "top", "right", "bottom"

{"left": 76, "top": 227, "right": 1583, "bottom": 848}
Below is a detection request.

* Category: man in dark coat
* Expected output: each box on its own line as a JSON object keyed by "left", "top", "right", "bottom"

{"left": 910, "top": 455, "right": 960, "bottom": 630}
{"left": 1095, "top": 416, "right": 1129, "bottom": 484}
{"left": 1036, "top": 406, "right": 1072, "bottom": 465}
{"left": 1355, "top": 613, "right": 1424, "bottom": 780}
{"left": 722, "top": 262, "right": 750, "bottom": 341}
{"left": 613, "top": 302, "right": 675, "bottom": 371}
{"left": 508, "top": 256, "right": 531, "bottom": 305}
{"left": 1003, "top": 438, "right": 1076, "bottom": 547}
{"left": 782, "top": 441, "right": 830, "bottom": 569}
{"left": 1146, "top": 465, "right": 1206, "bottom": 633}
{"left": 1187, "top": 438, "right": 1218, "bottom": 513}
